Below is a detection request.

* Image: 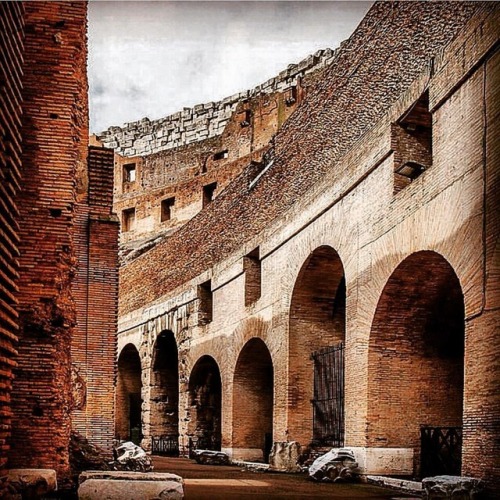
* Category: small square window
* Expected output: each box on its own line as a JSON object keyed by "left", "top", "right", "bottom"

{"left": 161, "top": 197, "right": 175, "bottom": 222}
{"left": 123, "top": 163, "right": 136, "bottom": 183}
{"left": 213, "top": 150, "right": 228, "bottom": 161}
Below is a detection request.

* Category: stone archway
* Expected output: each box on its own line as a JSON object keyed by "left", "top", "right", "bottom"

{"left": 150, "top": 330, "right": 179, "bottom": 453}
{"left": 368, "top": 251, "right": 465, "bottom": 478}
{"left": 188, "top": 355, "right": 222, "bottom": 452}
{"left": 288, "top": 245, "right": 346, "bottom": 446}
{"left": 232, "top": 338, "right": 274, "bottom": 462}
{"left": 116, "top": 344, "right": 142, "bottom": 443}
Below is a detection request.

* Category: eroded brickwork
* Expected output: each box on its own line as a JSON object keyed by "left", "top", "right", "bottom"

{"left": 0, "top": 1, "right": 118, "bottom": 482}
{"left": 113, "top": 82, "right": 309, "bottom": 258}
{"left": 72, "top": 146, "right": 119, "bottom": 454}
{"left": 0, "top": 1, "right": 24, "bottom": 478}
{"left": 9, "top": 2, "right": 89, "bottom": 476}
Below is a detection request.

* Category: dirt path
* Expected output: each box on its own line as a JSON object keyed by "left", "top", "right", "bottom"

{"left": 152, "top": 457, "right": 412, "bottom": 500}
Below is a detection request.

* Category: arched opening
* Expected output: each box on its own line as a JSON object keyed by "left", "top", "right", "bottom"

{"left": 188, "top": 355, "right": 222, "bottom": 453}
{"left": 116, "top": 344, "right": 142, "bottom": 444}
{"left": 232, "top": 338, "right": 274, "bottom": 462}
{"left": 288, "top": 245, "right": 346, "bottom": 447}
{"left": 150, "top": 330, "right": 179, "bottom": 455}
{"left": 368, "top": 251, "right": 465, "bottom": 478}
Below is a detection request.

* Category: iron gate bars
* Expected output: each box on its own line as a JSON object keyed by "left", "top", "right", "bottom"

{"left": 311, "top": 343, "right": 345, "bottom": 447}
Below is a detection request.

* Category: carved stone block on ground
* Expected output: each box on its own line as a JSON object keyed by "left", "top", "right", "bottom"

{"left": 269, "top": 441, "right": 301, "bottom": 472}
{"left": 309, "top": 448, "right": 360, "bottom": 482}
{"left": 109, "top": 441, "right": 153, "bottom": 472}
{"left": 192, "top": 449, "right": 230, "bottom": 465}
{"left": 422, "top": 475, "right": 485, "bottom": 499}
{"left": 78, "top": 471, "right": 183, "bottom": 500}
{"left": 7, "top": 469, "right": 57, "bottom": 498}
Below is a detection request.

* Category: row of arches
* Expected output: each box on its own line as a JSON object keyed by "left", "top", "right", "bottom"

{"left": 116, "top": 248, "right": 465, "bottom": 476}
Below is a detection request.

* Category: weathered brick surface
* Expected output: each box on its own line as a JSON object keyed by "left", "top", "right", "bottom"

{"left": 114, "top": 86, "right": 306, "bottom": 259}
{"left": 98, "top": 49, "right": 332, "bottom": 157}
{"left": 0, "top": 1, "right": 118, "bottom": 481}
{"left": 116, "top": 2, "right": 499, "bottom": 493}
{"left": 0, "top": 0, "right": 24, "bottom": 477}
{"left": 72, "top": 146, "right": 119, "bottom": 455}
{"left": 9, "top": 2, "right": 89, "bottom": 477}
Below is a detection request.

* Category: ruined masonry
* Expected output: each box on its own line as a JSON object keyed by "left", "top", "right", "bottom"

{"left": 111, "top": 2, "right": 500, "bottom": 497}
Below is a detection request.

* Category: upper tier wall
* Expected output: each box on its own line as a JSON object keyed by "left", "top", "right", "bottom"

{"left": 97, "top": 48, "right": 337, "bottom": 157}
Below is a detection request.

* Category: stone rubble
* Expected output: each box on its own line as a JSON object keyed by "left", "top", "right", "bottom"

{"left": 308, "top": 448, "right": 360, "bottom": 483}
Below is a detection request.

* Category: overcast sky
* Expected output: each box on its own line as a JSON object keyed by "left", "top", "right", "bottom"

{"left": 88, "top": 1, "right": 372, "bottom": 133}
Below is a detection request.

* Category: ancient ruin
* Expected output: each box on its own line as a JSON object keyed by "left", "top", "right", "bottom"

{"left": 109, "top": 1, "right": 500, "bottom": 495}
{"left": 0, "top": 0, "right": 499, "bottom": 498}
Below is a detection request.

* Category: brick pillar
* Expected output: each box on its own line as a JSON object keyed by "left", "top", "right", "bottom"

{"left": 9, "top": 2, "right": 88, "bottom": 479}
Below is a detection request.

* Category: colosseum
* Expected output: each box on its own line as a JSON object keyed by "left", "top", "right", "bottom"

{"left": 0, "top": 0, "right": 499, "bottom": 497}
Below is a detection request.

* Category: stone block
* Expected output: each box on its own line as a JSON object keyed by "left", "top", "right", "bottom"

{"left": 7, "top": 469, "right": 57, "bottom": 497}
{"left": 309, "top": 448, "right": 360, "bottom": 482}
{"left": 269, "top": 441, "right": 301, "bottom": 472}
{"left": 192, "top": 449, "right": 230, "bottom": 465}
{"left": 422, "top": 475, "right": 485, "bottom": 499}
{"left": 78, "top": 471, "right": 183, "bottom": 500}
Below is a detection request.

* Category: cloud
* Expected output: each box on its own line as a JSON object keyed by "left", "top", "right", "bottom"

{"left": 88, "top": 1, "right": 372, "bottom": 133}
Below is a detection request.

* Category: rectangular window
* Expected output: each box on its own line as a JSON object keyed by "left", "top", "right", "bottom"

{"left": 161, "top": 197, "right": 175, "bottom": 222}
{"left": 203, "top": 182, "right": 217, "bottom": 208}
{"left": 122, "top": 207, "right": 136, "bottom": 232}
{"left": 393, "top": 91, "right": 432, "bottom": 194}
{"left": 198, "top": 280, "right": 213, "bottom": 325}
{"left": 213, "top": 150, "right": 228, "bottom": 161}
{"left": 285, "top": 85, "right": 297, "bottom": 106}
{"left": 244, "top": 248, "right": 261, "bottom": 306}
{"left": 123, "top": 163, "right": 136, "bottom": 183}
{"left": 240, "top": 109, "right": 251, "bottom": 127}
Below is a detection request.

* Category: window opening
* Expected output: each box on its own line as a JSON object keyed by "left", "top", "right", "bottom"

{"left": 213, "top": 150, "right": 228, "bottom": 161}
{"left": 203, "top": 182, "right": 217, "bottom": 208}
{"left": 161, "top": 197, "right": 175, "bottom": 222}
{"left": 393, "top": 91, "right": 432, "bottom": 194}
{"left": 123, "top": 163, "right": 136, "bottom": 183}
{"left": 122, "top": 207, "right": 136, "bottom": 232}
{"left": 244, "top": 248, "right": 261, "bottom": 306}
{"left": 198, "top": 280, "right": 213, "bottom": 324}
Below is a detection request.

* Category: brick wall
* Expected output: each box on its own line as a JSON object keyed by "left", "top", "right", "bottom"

{"left": 114, "top": 86, "right": 305, "bottom": 259}
{"left": 0, "top": 1, "right": 24, "bottom": 478}
{"left": 72, "top": 146, "right": 119, "bottom": 454}
{"left": 116, "top": 2, "right": 499, "bottom": 492}
{"left": 9, "top": 2, "right": 88, "bottom": 477}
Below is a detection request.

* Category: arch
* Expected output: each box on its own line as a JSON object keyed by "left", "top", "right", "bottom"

{"left": 232, "top": 338, "right": 274, "bottom": 462}
{"left": 150, "top": 330, "right": 179, "bottom": 452}
{"left": 367, "top": 250, "right": 465, "bottom": 477}
{"left": 288, "top": 245, "right": 346, "bottom": 446}
{"left": 116, "top": 343, "right": 142, "bottom": 443}
{"left": 188, "top": 355, "right": 222, "bottom": 452}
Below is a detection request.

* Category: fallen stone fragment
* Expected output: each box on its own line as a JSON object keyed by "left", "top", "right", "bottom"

{"left": 78, "top": 471, "right": 183, "bottom": 500}
{"left": 108, "top": 441, "right": 153, "bottom": 472}
{"left": 308, "top": 448, "right": 360, "bottom": 482}
{"left": 269, "top": 441, "right": 301, "bottom": 472}
{"left": 192, "top": 449, "right": 230, "bottom": 465}
{"left": 7, "top": 469, "right": 57, "bottom": 498}
{"left": 422, "top": 475, "right": 484, "bottom": 499}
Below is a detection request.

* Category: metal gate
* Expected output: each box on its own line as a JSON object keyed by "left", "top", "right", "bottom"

{"left": 311, "top": 343, "right": 345, "bottom": 447}
{"left": 151, "top": 435, "right": 179, "bottom": 456}
{"left": 420, "top": 426, "right": 462, "bottom": 478}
